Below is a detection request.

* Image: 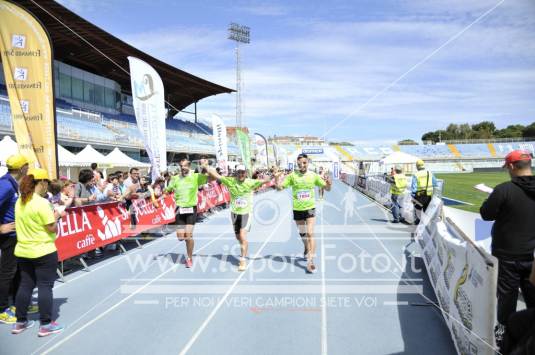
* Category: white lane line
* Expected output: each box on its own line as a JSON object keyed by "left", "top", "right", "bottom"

{"left": 120, "top": 278, "right": 241, "bottom": 282}
{"left": 384, "top": 301, "right": 408, "bottom": 306}
{"left": 40, "top": 230, "right": 229, "bottom": 355}
{"left": 134, "top": 300, "right": 160, "bottom": 305}
{"left": 54, "top": 233, "right": 174, "bottom": 289}
{"left": 319, "top": 203, "right": 328, "bottom": 355}
{"left": 178, "top": 209, "right": 290, "bottom": 355}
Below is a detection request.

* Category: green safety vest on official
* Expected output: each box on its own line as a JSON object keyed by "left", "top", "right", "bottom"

{"left": 414, "top": 170, "right": 434, "bottom": 196}
{"left": 390, "top": 174, "right": 407, "bottom": 196}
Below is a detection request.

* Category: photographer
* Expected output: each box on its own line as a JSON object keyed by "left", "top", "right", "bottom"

{"left": 480, "top": 150, "right": 535, "bottom": 348}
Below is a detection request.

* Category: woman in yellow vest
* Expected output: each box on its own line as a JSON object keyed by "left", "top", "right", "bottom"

{"left": 11, "top": 168, "right": 64, "bottom": 337}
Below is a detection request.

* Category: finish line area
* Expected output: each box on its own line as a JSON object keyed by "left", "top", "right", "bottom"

{"left": 0, "top": 181, "right": 455, "bottom": 355}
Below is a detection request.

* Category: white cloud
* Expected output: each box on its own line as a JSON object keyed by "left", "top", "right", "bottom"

{"left": 98, "top": 1, "right": 535, "bottom": 140}
{"left": 237, "top": 3, "right": 288, "bottom": 16}
{"left": 55, "top": 0, "right": 118, "bottom": 14}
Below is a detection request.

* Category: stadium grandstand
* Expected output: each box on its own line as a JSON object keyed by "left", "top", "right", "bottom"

{"left": 0, "top": 0, "right": 239, "bottom": 166}
{"left": 254, "top": 133, "right": 534, "bottom": 175}
{"left": 334, "top": 141, "right": 535, "bottom": 174}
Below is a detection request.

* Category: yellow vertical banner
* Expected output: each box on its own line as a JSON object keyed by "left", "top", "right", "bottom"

{"left": 0, "top": 0, "right": 57, "bottom": 178}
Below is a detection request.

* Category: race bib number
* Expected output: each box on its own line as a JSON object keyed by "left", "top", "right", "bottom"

{"left": 235, "top": 198, "right": 248, "bottom": 208}
{"left": 296, "top": 190, "right": 311, "bottom": 201}
{"left": 179, "top": 207, "right": 194, "bottom": 214}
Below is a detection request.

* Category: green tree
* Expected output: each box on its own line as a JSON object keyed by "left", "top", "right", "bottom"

{"left": 446, "top": 123, "right": 460, "bottom": 139}
{"left": 495, "top": 124, "right": 524, "bottom": 138}
{"left": 420, "top": 121, "right": 534, "bottom": 142}
{"left": 436, "top": 130, "right": 448, "bottom": 141}
{"left": 522, "top": 122, "right": 535, "bottom": 138}
{"left": 398, "top": 139, "right": 418, "bottom": 145}
{"left": 421, "top": 131, "right": 439, "bottom": 143}
{"left": 471, "top": 121, "right": 496, "bottom": 139}
{"left": 329, "top": 141, "right": 354, "bottom": 146}
{"left": 458, "top": 124, "right": 472, "bottom": 139}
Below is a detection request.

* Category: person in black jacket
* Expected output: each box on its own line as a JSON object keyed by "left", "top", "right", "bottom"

{"left": 480, "top": 150, "right": 535, "bottom": 349}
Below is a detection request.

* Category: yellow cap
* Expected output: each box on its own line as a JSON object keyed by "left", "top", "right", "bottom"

{"left": 28, "top": 168, "right": 50, "bottom": 181}
{"left": 6, "top": 154, "right": 29, "bottom": 169}
{"left": 416, "top": 159, "right": 425, "bottom": 168}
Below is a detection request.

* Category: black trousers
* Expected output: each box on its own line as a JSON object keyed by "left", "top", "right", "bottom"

{"left": 503, "top": 308, "right": 535, "bottom": 355}
{"left": 0, "top": 235, "right": 17, "bottom": 311}
{"left": 15, "top": 251, "right": 58, "bottom": 325}
{"left": 497, "top": 259, "right": 535, "bottom": 324}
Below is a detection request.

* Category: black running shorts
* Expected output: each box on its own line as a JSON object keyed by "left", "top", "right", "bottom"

{"left": 293, "top": 208, "right": 316, "bottom": 221}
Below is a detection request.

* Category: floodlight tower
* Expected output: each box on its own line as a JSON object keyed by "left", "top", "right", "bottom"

{"left": 228, "top": 23, "right": 250, "bottom": 128}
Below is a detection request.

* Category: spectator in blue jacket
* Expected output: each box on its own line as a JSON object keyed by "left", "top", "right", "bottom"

{"left": 0, "top": 154, "right": 28, "bottom": 324}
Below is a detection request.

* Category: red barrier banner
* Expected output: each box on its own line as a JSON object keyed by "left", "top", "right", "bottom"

{"left": 222, "top": 185, "right": 230, "bottom": 203}
{"left": 197, "top": 189, "right": 208, "bottom": 214}
{"left": 205, "top": 182, "right": 219, "bottom": 210}
{"left": 203, "top": 182, "right": 222, "bottom": 210}
{"left": 55, "top": 201, "right": 127, "bottom": 261}
{"left": 55, "top": 184, "right": 244, "bottom": 261}
{"left": 196, "top": 182, "right": 229, "bottom": 214}
{"left": 126, "top": 195, "right": 176, "bottom": 236}
{"left": 54, "top": 195, "right": 176, "bottom": 261}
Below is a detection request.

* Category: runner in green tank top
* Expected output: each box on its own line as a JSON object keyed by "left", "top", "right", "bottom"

{"left": 164, "top": 158, "right": 208, "bottom": 268}
{"left": 276, "top": 154, "right": 332, "bottom": 274}
{"left": 207, "top": 165, "right": 272, "bottom": 271}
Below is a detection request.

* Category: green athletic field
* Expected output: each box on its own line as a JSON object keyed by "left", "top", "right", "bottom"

{"left": 436, "top": 171, "right": 510, "bottom": 213}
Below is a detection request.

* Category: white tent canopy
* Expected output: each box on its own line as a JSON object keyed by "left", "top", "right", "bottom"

{"left": 75, "top": 144, "right": 107, "bottom": 166}
{"left": 0, "top": 135, "right": 19, "bottom": 164}
{"left": 0, "top": 137, "right": 88, "bottom": 170}
{"left": 378, "top": 151, "right": 420, "bottom": 174}
{"left": 103, "top": 147, "right": 150, "bottom": 168}
{"left": 379, "top": 151, "right": 419, "bottom": 165}
{"left": 58, "top": 145, "right": 84, "bottom": 167}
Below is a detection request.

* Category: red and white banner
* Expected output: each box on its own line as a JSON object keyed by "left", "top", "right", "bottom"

{"left": 127, "top": 194, "right": 176, "bottom": 236}
{"left": 55, "top": 195, "right": 176, "bottom": 261}
{"left": 55, "top": 183, "right": 257, "bottom": 261}
{"left": 197, "top": 182, "right": 230, "bottom": 214}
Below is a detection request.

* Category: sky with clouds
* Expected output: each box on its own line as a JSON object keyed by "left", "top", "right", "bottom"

{"left": 56, "top": 0, "right": 535, "bottom": 143}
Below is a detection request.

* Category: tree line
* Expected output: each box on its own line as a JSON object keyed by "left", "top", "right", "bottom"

{"left": 419, "top": 121, "right": 535, "bottom": 143}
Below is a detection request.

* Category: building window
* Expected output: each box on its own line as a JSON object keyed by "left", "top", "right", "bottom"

{"left": 59, "top": 73, "right": 71, "bottom": 98}
{"left": 84, "top": 81, "right": 94, "bottom": 104}
{"left": 72, "top": 77, "right": 84, "bottom": 101}
{"left": 94, "top": 85, "right": 105, "bottom": 107}
{"left": 104, "top": 87, "right": 115, "bottom": 108}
